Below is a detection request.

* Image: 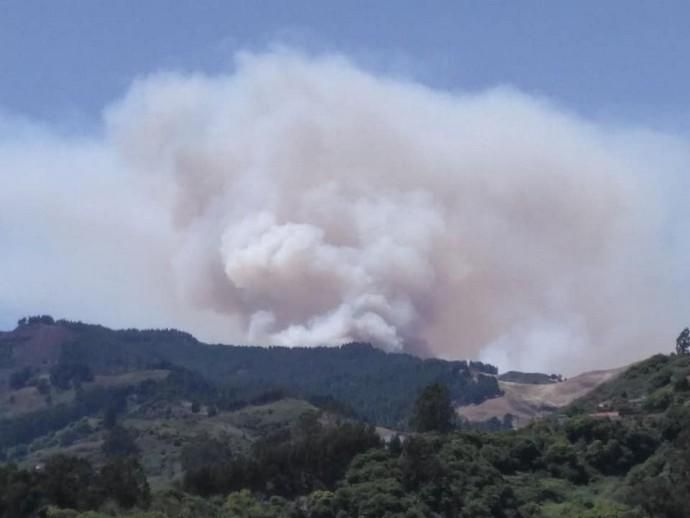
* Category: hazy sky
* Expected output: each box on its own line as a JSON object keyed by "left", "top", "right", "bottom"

{"left": 1, "top": 1, "right": 689, "bottom": 131}
{"left": 1, "top": 3, "right": 689, "bottom": 372}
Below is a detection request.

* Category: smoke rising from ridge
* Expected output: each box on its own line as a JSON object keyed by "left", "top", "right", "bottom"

{"left": 1, "top": 51, "right": 689, "bottom": 374}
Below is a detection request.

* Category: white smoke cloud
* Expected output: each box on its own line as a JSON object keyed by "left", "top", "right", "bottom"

{"left": 1, "top": 50, "right": 689, "bottom": 374}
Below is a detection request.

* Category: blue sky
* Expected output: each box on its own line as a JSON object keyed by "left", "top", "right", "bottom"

{"left": 1, "top": 1, "right": 689, "bottom": 131}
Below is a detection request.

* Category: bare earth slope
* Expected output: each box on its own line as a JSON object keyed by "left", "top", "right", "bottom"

{"left": 457, "top": 366, "right": 625, "bottom": 427}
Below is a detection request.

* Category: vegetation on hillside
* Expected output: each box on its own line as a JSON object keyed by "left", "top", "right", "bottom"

{"left": 3, "top": 317, "right": 690, "bottom": 517}
{"left": 1, "top": 346, "right": 690, "bottom": 516}
{"left": 569, "top": 352, "right": 690, "bottom": 415}
{"left": 2, "top": 318, "right": 502, "bottom": 428}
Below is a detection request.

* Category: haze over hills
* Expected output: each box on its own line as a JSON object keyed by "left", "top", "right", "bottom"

{"left": 4, "top": 50, "right": 690, "bottom": 376}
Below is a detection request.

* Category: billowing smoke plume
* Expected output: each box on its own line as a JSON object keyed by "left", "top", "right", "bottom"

{"left": 1, "top": 51, "right": 689, "bottom": 374}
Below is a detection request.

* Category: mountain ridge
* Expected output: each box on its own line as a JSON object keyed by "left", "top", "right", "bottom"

{"left": 0, "top": 316, "right": 502, "bottom": 429}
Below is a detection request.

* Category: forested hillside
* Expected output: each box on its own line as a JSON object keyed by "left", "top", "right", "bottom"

{"left": 4, "top": 317, "right": 690, "bottom": 517}
{"left": 0, "top": 317, "right": 501, "bottom": 429}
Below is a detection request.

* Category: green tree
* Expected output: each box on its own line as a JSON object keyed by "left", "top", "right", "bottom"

{"left": 98, "top": 457, "right": 151, "bottom": 509}
{"left": 676, "top": 328, "right": 690, "bottom": 355}
{"left": 101, "top": 425, "right": 139, "bottom": 458}
{"left": 9, "top": 367, "right": 33, "bottom": 390}
{"left": 39, "top": 455, "right": 100, "bottom": 510}
{"left": 411, "top": 383, "right": 454, "bottom": 433}
{"left": 388, "top": 435, "right": 403, "bottom": 456}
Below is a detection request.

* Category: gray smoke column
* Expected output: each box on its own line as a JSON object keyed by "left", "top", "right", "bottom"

{"left": 2, "top": 50, "right": 689, "bottom": 374}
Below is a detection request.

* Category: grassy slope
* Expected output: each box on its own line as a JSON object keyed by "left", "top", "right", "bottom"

{"left": 457, "top": 367, "right": 624, "bottom": 426}
{"left": 19, "top": 396, "right": 317, "bottom": 490}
